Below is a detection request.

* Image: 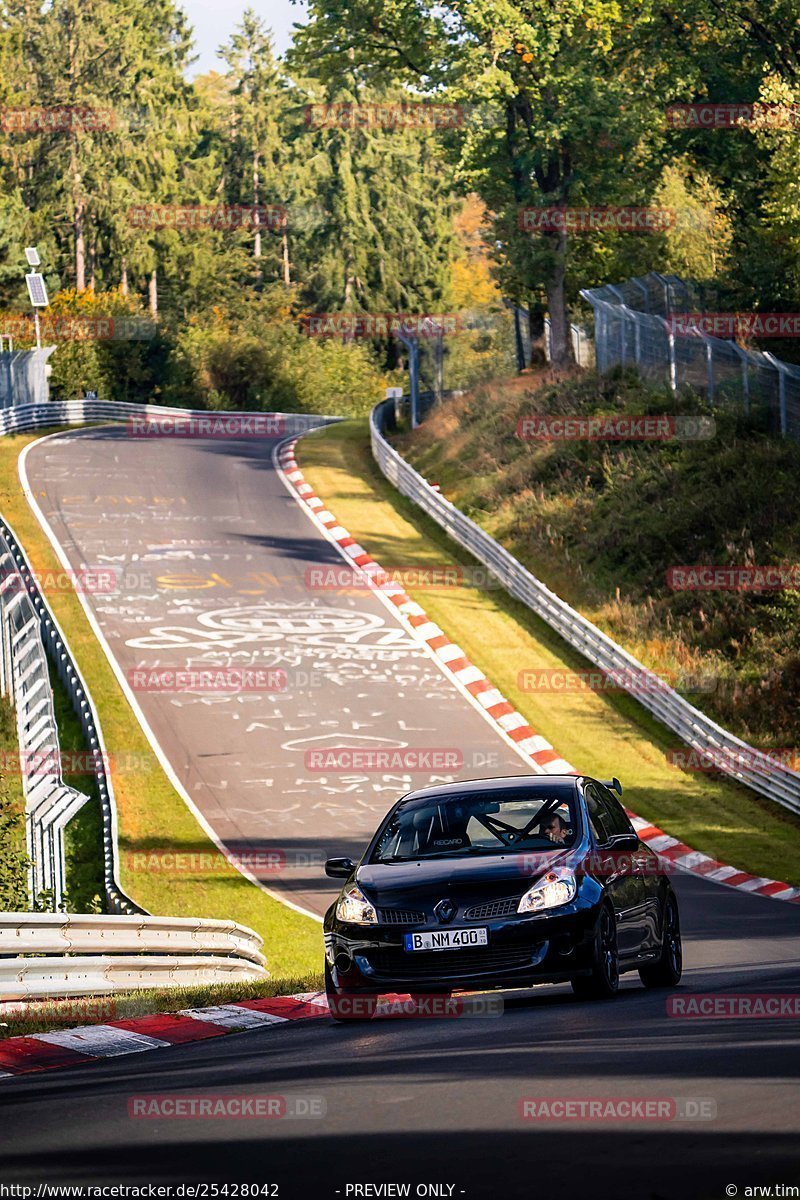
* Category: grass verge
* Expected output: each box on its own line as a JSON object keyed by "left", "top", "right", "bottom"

{"left": 297, "top": 418, "right": 800, "bottom": 887}
{"left": 0, "top": 695, "right": 29, "bottom": 909}
{"left": 0, "top": 428, "right": 322, "bottom": 980}
{"left": 0, "top": 973, "right": 323, "bottom": 1040}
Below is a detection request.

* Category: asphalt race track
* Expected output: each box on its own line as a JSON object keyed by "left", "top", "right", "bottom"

{"left": 1, "top": 871, "right": 799, "bottom": 1198}
{"left": 10, "top": 425, "right": 800, "bottom": 1199}
{"left": 23, "top": 426, "right": 532, "bottom": 916}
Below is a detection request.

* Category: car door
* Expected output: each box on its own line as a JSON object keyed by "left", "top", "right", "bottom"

{"left": 584, "top": 784, "right": 647, "bottom": 958}
{"left": 596, "top": 784, "right": 660, "bottom": 952}
{"left": 597, "top": 784, "right": 663, "bottom": 954}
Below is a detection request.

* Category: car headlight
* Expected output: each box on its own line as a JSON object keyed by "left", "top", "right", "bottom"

{"left": 336, "top": 883, "right": 377, "bottom": 925}
{"left": 518, "top": 868, "right": 577, "bottom": 914}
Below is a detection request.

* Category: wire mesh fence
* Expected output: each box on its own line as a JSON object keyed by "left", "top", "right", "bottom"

{"left": 581, "top": 272, "right": 800, "bottom": 440}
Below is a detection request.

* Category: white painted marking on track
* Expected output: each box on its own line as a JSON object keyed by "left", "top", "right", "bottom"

{"left": 18, "top": 430, "right": 323, "bottom": 925}
{"left": 32, "top": 1026, "right": 171, "bottom": 1055}
{"left": 178, "top": 1005, "right": 288, "bottom": 1028}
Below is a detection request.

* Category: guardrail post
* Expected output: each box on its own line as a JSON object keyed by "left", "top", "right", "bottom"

{"left": 700, "top": 332, "right": 715, "bottom": 406}
{"left": 661, "top": 318, "right": 678, "bottom": 394}
{"left": 764, "top": 353, "right": 788, "bottom": 436}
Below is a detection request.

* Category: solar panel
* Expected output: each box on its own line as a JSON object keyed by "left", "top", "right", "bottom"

{"left": 25, "top": 273, "right": 49, "bottom": 307}
{"left": 25, "top": 247, "right": 40, "bottom": 267}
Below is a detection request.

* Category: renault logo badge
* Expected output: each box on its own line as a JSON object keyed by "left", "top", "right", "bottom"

{"left": 434, "top": 898, "right": 457, "bottom": 924}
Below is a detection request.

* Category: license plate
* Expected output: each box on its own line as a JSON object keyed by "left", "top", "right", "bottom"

{"left": 404, "top": 928, "right": 488, "bottom": 952}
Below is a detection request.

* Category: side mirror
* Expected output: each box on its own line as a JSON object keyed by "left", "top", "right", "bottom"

{"left": 601, "top": 777, "right": 623, "bottom": 796}
{"left": 325, "top": 857, "right": 356, "bottom": 879}
{"left": 607, "top": 833, "right": 639, "bottom": 851}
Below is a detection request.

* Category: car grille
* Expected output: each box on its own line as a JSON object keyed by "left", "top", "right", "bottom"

{"left": 463, "top": 897, "right": 519, "bottom": 920}
{"left": 378, "top": 908, "right": 427, "bottom": 926}
{"left": 362, "top": 946, "right": 537, "bottom": 979}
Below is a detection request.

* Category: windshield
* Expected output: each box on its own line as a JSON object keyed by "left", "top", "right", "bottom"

{"left": 370, "top": 785, "right": 579, "bottom": 863}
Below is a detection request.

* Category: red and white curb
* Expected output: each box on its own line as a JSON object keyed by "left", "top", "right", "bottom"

{"left": 626, "top": 813, "right": 799, "bottom": 902}
{"left": 277, "top": 439, "right": 800, "bottom": 907}
{"left": 276, "top": 441, "right": 573, "bottom": 775}
{"left": 0, "top": 993, "right": 331, "bottom": 1077}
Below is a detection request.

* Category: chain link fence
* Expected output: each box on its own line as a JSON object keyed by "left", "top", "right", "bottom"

{"left": 581, "top": 271, "right": 800, "bottom": 440}
{"left": 0, "top": 348, "right": 54, "bottom": 407}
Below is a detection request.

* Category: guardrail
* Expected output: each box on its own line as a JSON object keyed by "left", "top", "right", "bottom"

{"left": 370, "top": 399, "right": 800, "bottom": 816}
{"left": 0, "top": 399, "right": 337, "bottom": 915}
{"left": 0, "top": 398, "right": 333, "bottom": 438}
{"left": 0, "top": 530, "right": 90, "bottom": 909}
{"left": 0, "top": 912, "right": 266, "bottom": 998}
{"left": 0, "top": 516, "right": 145, "bottom": 916}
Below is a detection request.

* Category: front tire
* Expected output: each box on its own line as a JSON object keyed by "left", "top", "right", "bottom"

{"left": 325, "top": 962, "right": 373, "bottom": 1022}
{"left": 639, "top": 894, "right": 682, "bottom": 989}
{"left": 571, "top": 904, "right": 620, "bottom": 1000}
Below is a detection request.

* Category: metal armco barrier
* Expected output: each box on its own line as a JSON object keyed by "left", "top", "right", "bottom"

{"left": 0, "top": 912, "right": 266, "bottom": 998}
{"left": 370, "top": 399, "right": 800, "bottom": 816}
{"left": 0, "top": 531, "right": 89, "bottom": 908}
{"left": 0, "top": 400, "right": 337, "bottom": 917}
{"left": 0, "top": 516, "right": 144, "bottom": 916}
{"left": 0, "top": 398, "right": 334, "bottom": 438}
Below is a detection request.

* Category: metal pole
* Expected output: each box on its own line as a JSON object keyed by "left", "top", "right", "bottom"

{"left": 513, "top": 307, "right": 525, "bottom": 373}
{"left": 731, "top": 343, "right": 750, "bottom": 417}
{"left": 764, "top": 353, "right": 788, "bottom": 436}
{"left": 34, "top": 310, "right": 41, "bottom": 350}
{"left": 662, "top": 318, "right": 677, "bottom": 394}
{"left": 702, "top": 334, "right": 715, "bottom": 407}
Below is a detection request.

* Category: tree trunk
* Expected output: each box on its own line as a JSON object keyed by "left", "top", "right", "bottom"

{"left": 120, "top": 258, "right": 129, "bottom": 296}
{"left": 545, "top": 229, "right": 574, "bottom": 367}
{"left": 67, "top": 9, "right": 85, "bottom": 291}
{"left": 527, "top": 303, "right": 547, "bottom": 367}
{"left": 88, "top": 235, "right": 96, "bottom": 291}
{"left": 282, "top": 228, "right": 290, "bottom": 286}
{"left": 148, "top": 269, "right": 158, "bottom": 319}
{"left": 74, "top": 205, "right": 86, "bottom": 290}
{"left": 253, "top": 150, "right": 261, "bottom": 260}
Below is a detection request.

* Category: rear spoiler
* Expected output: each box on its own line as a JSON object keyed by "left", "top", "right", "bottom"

{"left": 601, "top": 777, "right": 623, "bottom": 796}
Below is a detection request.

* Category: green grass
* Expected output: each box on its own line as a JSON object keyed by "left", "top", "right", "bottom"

{"left": 0, "top": 973, "right": 323, "bottom": 1040}
{"left": 0, "top": 428, "right": 323, "bottom": 981}
{"left": 0, "top": 695, "right": 29, "bottom": 910}
{"left": 47, "top": 658, "right": 105, "bottom": 913}
{"left": 297, "top": 416, "right": 800, "bottom": 887}
{"left": 397, "top": 370, "right": 800, "bottom": 750}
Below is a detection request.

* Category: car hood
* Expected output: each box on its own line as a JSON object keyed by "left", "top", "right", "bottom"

{"left": 356, "top": 847, "right": 576, "bottom": 905}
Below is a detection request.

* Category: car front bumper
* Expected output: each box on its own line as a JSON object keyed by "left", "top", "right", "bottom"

{"left": 325, "top": 905, "right": 599, "bottom": 993}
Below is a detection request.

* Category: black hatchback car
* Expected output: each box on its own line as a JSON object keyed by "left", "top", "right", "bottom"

{"left": 323, "top": 775, "right": 681, "bottom": 1017}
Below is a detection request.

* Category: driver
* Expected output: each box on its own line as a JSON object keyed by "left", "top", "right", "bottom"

{"left": 541, "top": 813, "right": 570, "bottom": 845}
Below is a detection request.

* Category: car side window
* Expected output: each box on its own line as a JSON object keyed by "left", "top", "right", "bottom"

{"left": 584, "top": 786, "right": 610, "bottom": 845}
{"left": 595, "top": 785, "right": 636, "bottom": 839}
